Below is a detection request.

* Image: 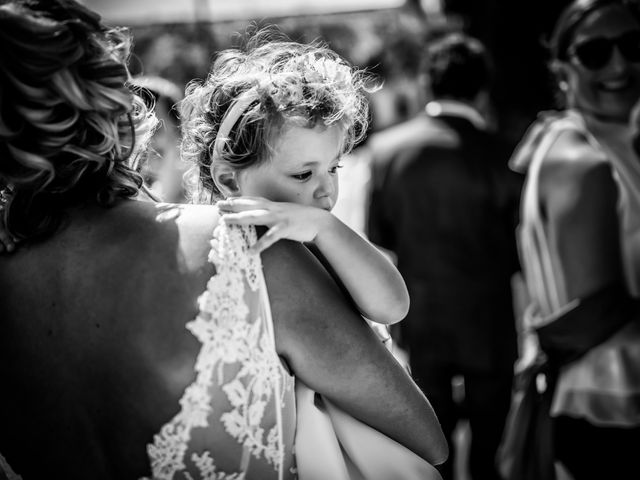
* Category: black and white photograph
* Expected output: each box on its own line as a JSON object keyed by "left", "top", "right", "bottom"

{"left": 1, "top": 1, "right": 640, "bottom": 479}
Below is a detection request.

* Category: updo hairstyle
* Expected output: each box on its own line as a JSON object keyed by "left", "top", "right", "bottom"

{"left": 0, "top": 0, "right": 157, "bottom": 241}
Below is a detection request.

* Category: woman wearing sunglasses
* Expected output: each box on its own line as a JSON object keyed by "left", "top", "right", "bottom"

{"left": 500, "top": 0, "right": 640, "bottom": 479}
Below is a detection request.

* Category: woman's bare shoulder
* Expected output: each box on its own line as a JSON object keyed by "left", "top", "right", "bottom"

{"left": 87, "top": 201, "right": 222, "bottom": 272}
{"left": 112, "top": 201, "right": 220, "bottom": 243}
{"left": 539, "top": 128, "right": 616, "bottom": 211}
{"left": 535, "top": 129, "right": 622, "bottom": 298}
{"left": 0, "top": 200, "right": 223, "bottom": 330}
{"left": 541, "top": 128, "right": 610, "bottom": 180}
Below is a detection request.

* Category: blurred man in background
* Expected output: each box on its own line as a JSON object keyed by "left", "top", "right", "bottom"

{"left": 367, "top": 32, "right": 523, "bottom": 480}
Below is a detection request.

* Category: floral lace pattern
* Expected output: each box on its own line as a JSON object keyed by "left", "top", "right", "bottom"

{"left": 144, "top": 223, "right": 292, "bottom": 480}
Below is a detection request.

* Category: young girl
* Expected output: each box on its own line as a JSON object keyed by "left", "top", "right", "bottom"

{"left": 180, "top": 32, "right": 410, "bottom": 329}
{"left": 0, "top": 33, "right": 409, "bottom": 332}
{"left": 0, "top": 33, "right": 409, "bottom": 335}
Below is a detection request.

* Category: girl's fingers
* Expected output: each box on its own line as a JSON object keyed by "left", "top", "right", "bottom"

{"left": 216, "top": 197, "right": 270, "bottom": 213}
{"left": 221, "top": 210, "right": 273, "bottom": 226}
{"left": 251, "top": 225, "right": 283, "bottom": 253}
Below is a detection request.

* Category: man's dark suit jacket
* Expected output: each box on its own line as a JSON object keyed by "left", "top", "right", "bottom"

{"left": 367, "top": 112, "right": 523, "bottom": 372}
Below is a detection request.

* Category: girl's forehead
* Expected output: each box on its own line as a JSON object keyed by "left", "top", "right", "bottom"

{"left": 270, "top": 124, "right": 344, "bottom": 166}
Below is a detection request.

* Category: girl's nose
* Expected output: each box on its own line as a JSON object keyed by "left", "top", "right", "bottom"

{"left": 315, "top": 174, "right": 335, "bottom": 197}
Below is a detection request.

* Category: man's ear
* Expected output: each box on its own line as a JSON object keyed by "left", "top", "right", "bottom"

{"left": 211, "top": 163, "right": 240, "bottom": 197}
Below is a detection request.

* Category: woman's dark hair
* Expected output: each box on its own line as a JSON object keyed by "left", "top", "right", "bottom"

{"left": 549, "top": 0, "right": 640, "bottom": 62}
{"left": 0, "top": 0, "right": 157, "bottom": 241}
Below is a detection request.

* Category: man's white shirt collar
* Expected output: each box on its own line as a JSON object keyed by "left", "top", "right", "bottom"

{"left": 425, "top": 100, "right": 487, "bottom": 130}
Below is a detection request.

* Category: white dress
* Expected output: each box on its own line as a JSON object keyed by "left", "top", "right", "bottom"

{"left": 0, "top": 222, "right": 295, "bottom": 480}
{"left": 142, "top": 222, "right": 295, "bottom": 479}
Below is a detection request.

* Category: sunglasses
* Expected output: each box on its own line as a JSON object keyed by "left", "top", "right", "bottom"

{"left": 568, "top": 30, "right": 640, "bottom": 70}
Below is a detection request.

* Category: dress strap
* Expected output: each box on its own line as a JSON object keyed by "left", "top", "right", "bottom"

{"left": 520, "top": 116, "right": 583, "bottom": 317}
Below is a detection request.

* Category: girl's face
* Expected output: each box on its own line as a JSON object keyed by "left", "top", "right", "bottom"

{"left": 237, "top": 125, "right": 343, "bottom": 211}
{"left": 562, "top": 5, "right": 640, "bottom": 122}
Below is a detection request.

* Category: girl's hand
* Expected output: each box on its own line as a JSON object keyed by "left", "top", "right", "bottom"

{"left": 217, "top": 196, "right": 331, "bottom": 253}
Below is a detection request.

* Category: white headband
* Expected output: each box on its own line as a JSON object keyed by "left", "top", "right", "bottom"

{"left": 209, "top": 87, "right": 261, "bottom": 181}
{"left": 208, "top": 58, "right": 352, "bottom": 182}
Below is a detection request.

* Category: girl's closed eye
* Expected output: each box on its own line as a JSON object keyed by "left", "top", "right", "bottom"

{"left": 291, "top": 171, "right": 312, "bottom": 181}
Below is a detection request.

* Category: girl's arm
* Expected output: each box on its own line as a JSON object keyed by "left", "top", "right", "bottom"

{"left": 218, "top": 196, "right": 409, "bottom": 324}
{"left": 312, "top": 212, "right": 409, "bottom": 324}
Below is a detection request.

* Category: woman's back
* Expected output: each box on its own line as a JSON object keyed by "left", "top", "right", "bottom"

{"left": 0, "top": 200, "right": 446, "bottom": 479}
{"left": 0, "top": 201, "right": 298, "bottom": 479}
{"left": 0, "top": 2, "right": 446, "bottom": 476}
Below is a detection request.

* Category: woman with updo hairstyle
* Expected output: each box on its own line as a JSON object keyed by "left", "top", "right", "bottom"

{"left": 0, "top": 2, "right": 446, "bottom": 479}
{"left": 499, "top": 1, "right": 640, "bottom": 479}
{"left": 0, "top": 0, "right": 156, "bottom": 243}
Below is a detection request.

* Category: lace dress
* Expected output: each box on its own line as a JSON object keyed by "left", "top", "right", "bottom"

{"left": 0, "top": 223, "right": 295, "bottom": 480}
{"left": 143, "top": 223, "right": 296, "bottom": 479}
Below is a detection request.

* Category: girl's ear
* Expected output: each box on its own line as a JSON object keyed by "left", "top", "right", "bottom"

{"left": 212, "top": 163, "right": 240, "bottom": 197}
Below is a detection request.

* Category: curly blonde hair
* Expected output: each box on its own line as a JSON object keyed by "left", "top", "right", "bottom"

{"left": 0, "top": 0, "right": 157, "bottom": 241}
{"left": 180, "top": 28, "right": 373, "bottom": 202}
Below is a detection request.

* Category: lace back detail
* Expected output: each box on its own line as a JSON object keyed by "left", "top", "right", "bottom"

{"left": 144, "top": 223, "right": 290, "bottom": 480}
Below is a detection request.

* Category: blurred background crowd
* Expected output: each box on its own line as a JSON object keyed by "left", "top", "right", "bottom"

{"left": 80, "top": 0, "right": 572, "bottom": 206}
